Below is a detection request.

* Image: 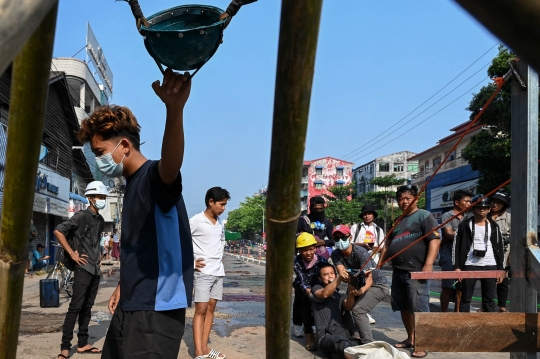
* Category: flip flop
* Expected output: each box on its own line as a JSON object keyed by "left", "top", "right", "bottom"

{"left": 195, "top": 357, "right": 206, "bottom": 359}
{"left": 77, "top": 347, "right": 101, "bottom": 354}
{"left": 205, "top": 349, "right": 226, "bottom": 359}
{"left": 57, "top": 354, "right": 69, "bottom": 359}
{"left": 394, "top": 340, "right": 413, "bottom": 349}
{"left": 412, "top": 351, "right": 429, "bottom": 358}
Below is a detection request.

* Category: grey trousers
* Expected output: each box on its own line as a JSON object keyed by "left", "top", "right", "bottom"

{"left": 350, "top": 283, "right": 390, "bottom": 342}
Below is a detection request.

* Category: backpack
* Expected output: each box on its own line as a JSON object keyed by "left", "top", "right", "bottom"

{"left": 62, "top": 211, "right": 90, "bottom": 271}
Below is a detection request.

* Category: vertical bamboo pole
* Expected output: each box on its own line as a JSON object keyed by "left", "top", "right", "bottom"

{"left": 265, "top": 1, "right": 322, "bottom": 358}
{"left": 0, "top": 4, "right": 58, "bottom": 358}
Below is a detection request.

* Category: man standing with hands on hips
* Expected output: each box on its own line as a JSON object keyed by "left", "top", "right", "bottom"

{"left": 190, "top": 187, "right": 230, "bottom": 359}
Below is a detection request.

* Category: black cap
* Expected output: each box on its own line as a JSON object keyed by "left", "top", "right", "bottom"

{"left": 359, "top": 205, "right": 379, "bottom": 218}
{"left": 491, "top": 191, "right": 510, "bottom": 207}
{"left": 472, "top": 194, "right": 491, "bottom": 207}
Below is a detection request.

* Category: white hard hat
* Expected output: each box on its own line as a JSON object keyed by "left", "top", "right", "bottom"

{"left": 85, "top": 181, "right": 108, "bottom": 196}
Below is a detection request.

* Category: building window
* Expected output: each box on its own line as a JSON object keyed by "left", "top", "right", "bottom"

{"left": 424, "top": 160, "right": 430, "bottom": 170}
{"left": 379, "top": 162, "right": 390, "bottom": 172}
{"left": 335, "top": 182, "right": 343, "bottom": 187}
{"left": 315, "top": 182, "right": 323, "bottom": 189}
{"left": 369, "top": 164, "right": 374, "bottom": 174}
{"left": 302, "top": 167, "right": 308, "bottom": 177}
{"left": 393, "top": 163, "right": 404, "bottom": 172}
{"left": 408, "top": 163, "right": 418, "bottom": 173}
{"left": 337, "top": 168, "right": 343, "bottom": 176}
{"left": 433, "top": 156, "right": 441, "bottom": 168}
{"left": 316, "top": 167, "right": 322, "bottom": 175}
{"left": 447, "top": 151, "right": 456, "bottom": 161}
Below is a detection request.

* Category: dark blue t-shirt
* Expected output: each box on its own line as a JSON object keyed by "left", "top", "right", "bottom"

{"left": 119, "top": 160, "right": 194, "bottom": 311}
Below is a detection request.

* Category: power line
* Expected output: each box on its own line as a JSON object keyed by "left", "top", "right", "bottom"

{"left": 349, "top": 75, "right": 490, "bottom": 164}
{"left": 341, "top": 41, "right": 500, "bottom": 161}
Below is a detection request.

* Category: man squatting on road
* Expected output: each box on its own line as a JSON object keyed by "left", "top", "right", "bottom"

{"left": 377, "top": 185, "right": 440, "bottom": 359}
{"left": 190, "top": 187, "right": 230, "bottom": 359}
{"left": 76, "top": 68, "right": 194, "bottom": 359}
{"left": 292, "top": 232, "right": 329, "bottom": 351}
{"left": 54, "top": 181, "right": 107, "bottom": 358}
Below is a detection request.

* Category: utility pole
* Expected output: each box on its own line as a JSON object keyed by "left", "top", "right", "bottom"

{"left": 509, "top": 60, "right": 538, "bottom": 359}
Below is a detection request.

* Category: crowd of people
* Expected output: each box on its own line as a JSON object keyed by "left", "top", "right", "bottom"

{"left": 292, "top": 185, "right": 512, "bottom": 358}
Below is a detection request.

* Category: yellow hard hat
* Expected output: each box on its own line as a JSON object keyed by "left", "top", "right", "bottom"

{"left": 296, "top": 232, "right": 317, "bottom": 249}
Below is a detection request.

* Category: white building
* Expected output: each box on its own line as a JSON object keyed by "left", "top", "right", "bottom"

{"left": 353, "top": 151, "right": 418, "bottom": 197}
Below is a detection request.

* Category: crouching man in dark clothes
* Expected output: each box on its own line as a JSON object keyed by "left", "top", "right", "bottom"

{"left": 311, "top": 262, "right": 363, "bottom": 357}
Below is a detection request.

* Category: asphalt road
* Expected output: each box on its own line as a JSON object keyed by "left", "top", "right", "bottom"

{"left": 14, "top": 255, "right": 529, "bottom": 358}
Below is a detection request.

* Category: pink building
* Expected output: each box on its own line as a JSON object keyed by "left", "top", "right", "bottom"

{"left": 301, "top": 157, "right": 354, "bottom": 213}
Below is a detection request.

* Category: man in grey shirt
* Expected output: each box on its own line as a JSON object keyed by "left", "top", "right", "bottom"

{"left": 440, "top": 189, "right": 472, "bottom": 312}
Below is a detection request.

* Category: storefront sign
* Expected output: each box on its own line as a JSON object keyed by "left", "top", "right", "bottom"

{"left": 33, "top": 164, "right": 70, "bottom": 217}
{"left": 430, "top": 178, "right": 478, "bottom": 209}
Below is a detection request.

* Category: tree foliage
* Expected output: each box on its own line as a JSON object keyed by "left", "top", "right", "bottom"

{"left": 226, "top": 195, "right": 266, "bottom": 239}
{"left": 322, "top": 182, "right": 362, "bottom": 225}
{"left": 461, "top": 45, "right": 540, "bottom": 194}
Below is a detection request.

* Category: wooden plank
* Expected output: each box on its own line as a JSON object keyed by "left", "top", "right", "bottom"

{"left": 410, "top": 270, "right": 506, "bottom": 280}
{"left": 414, "top": 313, "right": 540, "bottom": 352}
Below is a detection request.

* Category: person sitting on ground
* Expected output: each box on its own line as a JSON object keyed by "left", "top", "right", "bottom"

{"left": 489, "top": 190, "right": 511, "bottom": 312}
{"left": 453, "top": 195, "right": 504, "bottom": 313}
{"left": 377, "top": 185, "right": 440, "bottom": 358}
{"left": 32, "top": 243, "right": 50, "bottom": 271}
{"left": 439, "top": 189, "right": 472, "bottom": 312}
{"left": 292, "top": 232, "right": 328, "bottom": 351}
{"left": 331, "top": 225, "right": 390, "bottom": 344}
{"left": 311, "top": 262, "right": 363, "bottom": 357}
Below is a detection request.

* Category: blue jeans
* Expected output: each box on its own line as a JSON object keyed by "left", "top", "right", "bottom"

{"left": 33, "top": 260, "right": 48, "bottom": 271}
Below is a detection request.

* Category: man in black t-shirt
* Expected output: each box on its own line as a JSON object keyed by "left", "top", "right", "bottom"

{"left": 77, "top": 69, "right": 193, "bottom": 359}
{"left": 378, "top": 185, "right": 440, "bottom": 358}
{"left": 311, "top": 262, "right": 362, "bottom": 356}
{"left": 297, "top": 196, "right": 334, "bottom": 248}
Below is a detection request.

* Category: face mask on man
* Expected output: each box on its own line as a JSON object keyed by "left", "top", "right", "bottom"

{"left": 93, "top": 199, "right": 106, "bottom": 210}
{"left": 334, "top": 238, "right": 351, "bottom": 251}
{"left": 95, "top": 141, "right": 125, "bottom": 177}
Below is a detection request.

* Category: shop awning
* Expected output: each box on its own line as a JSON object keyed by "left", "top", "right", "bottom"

{"left": 69, "top": 192, "right": 88, "bottom": 204}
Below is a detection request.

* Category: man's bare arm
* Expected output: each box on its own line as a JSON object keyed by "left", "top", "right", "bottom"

{"left": 313, "top": 275, "right": 342, "bottom": 299}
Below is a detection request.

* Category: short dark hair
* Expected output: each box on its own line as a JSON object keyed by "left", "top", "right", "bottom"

{"left": 453, "top": 189, "right": 473, "bottom": 204}
{"left": 396, "top": 185, "right": 418, "bottom": 199}
{"left": 310, "top": 196, "right": 325, "bottom": 205}
{"left": 317, "top": 262, "right": 336, "bottom": 277}
{"left": 205, "top": 187, "right": 231, "bottom": 207}
{"left": 37, "top": 243, "right": 45, "bottom": 249}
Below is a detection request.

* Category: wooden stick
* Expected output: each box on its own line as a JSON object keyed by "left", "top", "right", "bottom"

{"left": 0, "top": 4, "right": 58, "bottom": 358}
{"left": 411, "top": 270, "right": 506, "bottom": 280}
{"left": 265, "top": 1, "right": 322, "bottom": 358}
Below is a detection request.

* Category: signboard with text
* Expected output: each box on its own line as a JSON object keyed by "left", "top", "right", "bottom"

{"left": 33, "top": 164, "right": 70, "bottom": 217}
{"left": 430, "top": 178, "right": 478, "bottom": 210}
{"left": 86, "top": 23, "right": 113, "bottom": 97}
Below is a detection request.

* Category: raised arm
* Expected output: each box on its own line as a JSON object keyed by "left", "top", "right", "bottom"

{"left": 152, "top": 68, "right": 192, "bottom": 185}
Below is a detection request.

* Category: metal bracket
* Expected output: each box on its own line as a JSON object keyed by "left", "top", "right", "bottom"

{"left": 508, "top": 59, "right": 527, "bottom": 89}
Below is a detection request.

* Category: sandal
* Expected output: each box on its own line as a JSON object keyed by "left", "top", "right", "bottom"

{"left": 57, "top": 355, "right": 69, "bottom": 359}
{"left": 394, "top": 340, "right": 413, "bottom": 349}
{"left": 412, "top": 351, "right": 429, "bottom": 358}
{"left": 77, "top": 346, "right": 101, "bottom": 354}
{"left": 205, "top": 349, "right": 226, "bottom": 359}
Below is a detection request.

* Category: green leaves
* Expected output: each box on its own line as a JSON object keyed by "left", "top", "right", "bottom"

{"left": 226, "top": 195, "right": 266, "bottom": 239}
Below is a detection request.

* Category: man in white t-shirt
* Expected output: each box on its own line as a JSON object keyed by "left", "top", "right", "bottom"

{"left": 351, "top": 205, "right": 384, "bottom": 263}
{"left": 453, "top": 195, "right": 504, "bottom": 312}
{"left": 190, "top": 187, "right": 230, "bottom": 359}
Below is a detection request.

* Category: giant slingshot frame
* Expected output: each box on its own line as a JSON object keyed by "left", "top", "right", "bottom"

{"left": 0, "top": 1, "right": 539, "bottom": 359}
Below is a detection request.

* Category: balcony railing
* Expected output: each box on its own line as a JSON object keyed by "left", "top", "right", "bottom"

{"left": 300, "top": 190, "right": 308, "bottom": 197}
{"left": 411, "top": 157, "right": 468, "bottom": 180}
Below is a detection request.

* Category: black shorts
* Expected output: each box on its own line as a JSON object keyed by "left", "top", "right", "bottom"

{"left": 101, "top": 307, "right": 186, "bottom": 359}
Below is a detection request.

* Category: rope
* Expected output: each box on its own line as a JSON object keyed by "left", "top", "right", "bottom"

{"left": 358, "top": 70, "right": 512, "bottom": 271}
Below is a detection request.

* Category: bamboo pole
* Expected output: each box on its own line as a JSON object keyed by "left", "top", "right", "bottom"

{"left": 265, "top": 1, "right": 322, "bottom": 358}
{"left": 0, "top": 4, "right": 58, "bottom": 358}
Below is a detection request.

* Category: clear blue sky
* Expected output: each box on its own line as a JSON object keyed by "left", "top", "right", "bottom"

{"left": 52, "top": 0, "right": 499, "bottom": 218}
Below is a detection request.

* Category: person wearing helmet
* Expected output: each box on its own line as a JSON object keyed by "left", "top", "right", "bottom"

{"left": 292, "top": 232, "right": 328, "bottom": 351}
{"left": 490, "top": 190, "right": 511, "bottom": 312}
{"left": 453, "top": 194, "right": 504, "bottom": 313}
{"left": 53, "top": 181, "right": 107, "bottom": 357}
{"left": 77, "top": 70, "right": 193, "bottom": 359}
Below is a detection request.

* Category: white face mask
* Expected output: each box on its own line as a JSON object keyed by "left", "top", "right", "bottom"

{"left": 95, "top": 141, "right": 125, "bottom": 178}
{"left": 94, "top": 199, "right": 106, "bottom": 210}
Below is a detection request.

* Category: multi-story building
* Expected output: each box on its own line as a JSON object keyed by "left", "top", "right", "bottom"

{"left": 353, "top": 151, "right": 418, "bottom": 197}
{"left": 301, "top": 157, "right": 354, "bottom": 213}
{"left": 408, "top": 120, "right": 482, "bottom": 219}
